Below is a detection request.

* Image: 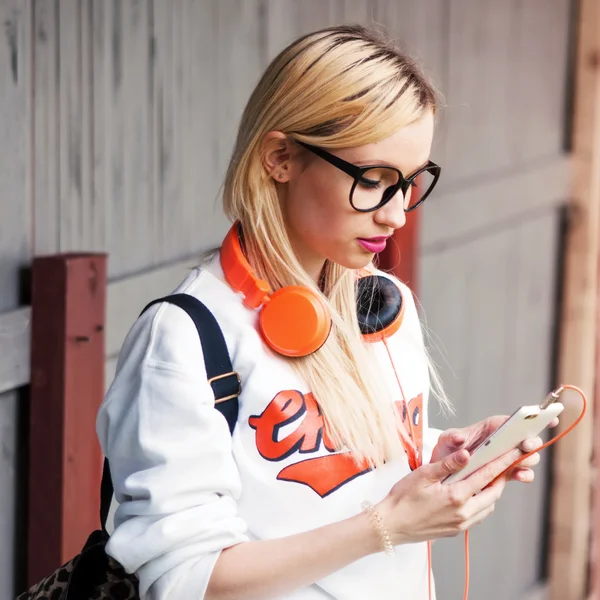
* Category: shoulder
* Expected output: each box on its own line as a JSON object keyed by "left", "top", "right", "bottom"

{"left": 113, "top": 252, "right": 256, "bottom": 379}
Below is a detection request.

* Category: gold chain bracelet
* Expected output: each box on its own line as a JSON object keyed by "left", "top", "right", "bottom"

{"left": 361, "top": 500, "right": 395, "bottom": 556}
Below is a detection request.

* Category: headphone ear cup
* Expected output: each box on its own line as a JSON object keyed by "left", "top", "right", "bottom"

{"left": 260, "top": 286, "right": 332, "bottom": 357}
{"left": 356, "top": 275, "right": 404, "bottom": 343}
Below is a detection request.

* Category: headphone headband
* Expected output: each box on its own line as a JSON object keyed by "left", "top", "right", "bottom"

{"left": 221, "top": 223, "right": 272, "bottom": 309}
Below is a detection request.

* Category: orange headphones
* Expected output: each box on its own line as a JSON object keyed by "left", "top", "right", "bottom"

{"left": 220, "top": 223, "right": 405, "bottom": 356}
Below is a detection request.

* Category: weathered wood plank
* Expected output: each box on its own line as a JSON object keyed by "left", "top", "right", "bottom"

{"left": 444, "top": 0, "right": 518, "bottom": 182}
{"left": 0, "top": 256, "right": 198, "bottom": 396}
{"left": 106, "top": 257, "right": 199, "bottom": 357}
{"left": 58, "top": 0, "right": 85, "bottom": 254}
{"left": 152, "top": 0, "right": 178, "bottom": 266}
{"left": 425, "top": 210, "right": 560, "bottom": 599}
{"left": 0, "top": 0, "right": 31, "bottom": 313}
{"left": 263, "top": 0, "right": 339, "bottom": 63}
{"left": 421, "top": 155, "right": 570, "bottom": 252}
{"left": 550, "top": 0, "right": 599, "bottom": 597}
{"left": 90, "top": 0, "right": 107, "bottom": 255}
{"left": 0, "top": 307, "right": 31, "bottom": 393}
{"left": 215, "top": 0, "right": 263, "bottom": 178}
{"left": 32, "top": 0, "right": 60, "bottom": 256}
{"left": 27, "top": 254, "right": 106, "bottom": 585}
{"left": 337, "top": 0, "right": 374, "bottom": 24}
{"left": 512, "top": 0, "right": 571, "bottom": 163}
{"left": 2, "top": 1, "right": 32, "bottom": 595}
{"left": 0, "top": 391, "right": 18, "bottom": 600}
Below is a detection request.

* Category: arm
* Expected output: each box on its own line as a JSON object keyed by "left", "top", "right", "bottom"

{"left": 205, "top": 513, "right": 379, "bottom": 600}
{"left": 98, "top": 300, "right": 379, "bottom": 600}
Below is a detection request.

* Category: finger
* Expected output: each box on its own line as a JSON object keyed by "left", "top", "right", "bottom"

{"left": 422, "top": 449, "right": 470, "bottom": 482}
{"left": 515, "top": 452, "right": 540, "bottom": 469}
{"left": 461, "top": 501, "right": 497, "bottom": 531}
{"left": 459, "top": 447, "right": 522, "bottom": 495}
{"left": 509, "top": 467, "right": 535, "bottom": 483}
{"left": 463, "top": 476, "right": 506, "bottom": 515}
{"left": 548, "top": 417, "right": 560, "bottom": 428}
{"left": 520, "top": 437, "right": 543, "bottom": 453}
{"left": 438, "top": 428, "right": 466, "bottom": 449}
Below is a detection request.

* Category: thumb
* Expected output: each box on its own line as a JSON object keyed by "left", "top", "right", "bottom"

{"left": 422, "top": 449, "right": 470, "bottom": 482}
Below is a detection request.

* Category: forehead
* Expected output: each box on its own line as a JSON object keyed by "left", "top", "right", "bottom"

{"left": 339, "top": 111, "right": 434, "bottom": 174}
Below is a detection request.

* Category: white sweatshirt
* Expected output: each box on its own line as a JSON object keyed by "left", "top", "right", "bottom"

{"left": 96, "top": 251, "right": 442, "bottom": 600}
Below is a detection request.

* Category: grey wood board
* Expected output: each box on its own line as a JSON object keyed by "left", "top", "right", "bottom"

{"left": 0, "top": 256, "right": 197, "bottom": 396}
{"left": 32, "top": 0, "right": 61, "bottom": 256}
{"left": 443, "top": 0, "right": 570, "bottom": 184}
{"left": 0, "top": 307, "right": 31, "bottom": 394}
{"left": 0, "top": 0, "right": 31, "bottom": 312}
{"left": 0, "top": 391, "right": 18, "bottom": 600}
{"left": 421, "top": 155, "right": 569, "bottom": 252}
{"left": 105, "top": 257, "right": 200, "bottom": 358}
{"left": 423, "top": 209, "right": 560, "bottom": 599}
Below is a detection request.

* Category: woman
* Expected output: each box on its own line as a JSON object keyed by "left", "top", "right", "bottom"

{"left": 97, "top": 25, "right": 543, "bottom": 600}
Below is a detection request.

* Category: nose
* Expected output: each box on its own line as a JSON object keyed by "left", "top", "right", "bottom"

{"left": 373, "top": 192, "right": 407, "bottom": 230}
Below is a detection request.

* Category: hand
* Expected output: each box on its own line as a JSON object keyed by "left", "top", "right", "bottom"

{"left": 430, "top": 415, "right": 559, "bottom": 483}
{"left": 378, "top": 447, "right": 521, "bottom": 544}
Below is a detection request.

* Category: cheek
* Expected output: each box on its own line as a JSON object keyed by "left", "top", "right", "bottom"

{"left": 286, "top": 168, "right": 351, "bottom": 244}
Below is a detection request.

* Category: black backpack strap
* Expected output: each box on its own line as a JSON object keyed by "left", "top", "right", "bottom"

{"left": 100, "top": 293, "right": 240, "bottom": 532}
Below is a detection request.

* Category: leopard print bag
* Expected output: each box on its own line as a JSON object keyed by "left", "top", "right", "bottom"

{"left": 16, "top": 530, "right": 139, "bottom": 600}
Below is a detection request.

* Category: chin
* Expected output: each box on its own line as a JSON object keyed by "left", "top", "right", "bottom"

{"left": 329, "top": 249, "right": 374, "bottom": 271}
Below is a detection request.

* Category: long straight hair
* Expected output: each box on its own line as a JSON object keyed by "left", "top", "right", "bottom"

{"left": 223, "top": 25, "right": 447, "bottom": 468}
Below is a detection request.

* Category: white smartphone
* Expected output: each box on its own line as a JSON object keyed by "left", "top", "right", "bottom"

{"left": 442, "top": 401, "right": 564, "bottom": 485}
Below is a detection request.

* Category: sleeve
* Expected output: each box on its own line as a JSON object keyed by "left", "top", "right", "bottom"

{"left": 96, "top": 301, "right": 248, "bottom": 600}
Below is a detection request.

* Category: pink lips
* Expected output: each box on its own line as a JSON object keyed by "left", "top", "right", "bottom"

{"left": 357, "top": 236, "right": 391, "bottom": 254}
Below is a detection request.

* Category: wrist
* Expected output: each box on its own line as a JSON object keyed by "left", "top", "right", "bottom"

{"left": 361, "top": 500, "right": 396, "bottom": 555}
{"left": 376, "top": 497, "right": 411, "bottom": 547}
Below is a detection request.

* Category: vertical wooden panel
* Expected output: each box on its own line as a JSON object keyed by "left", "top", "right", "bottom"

{"left": 424, "top": 211, "right": 560, "bottom": 599}
{"left": 215, "top": 0, "right": 263, "bottom": 181}
{"left": 90, "top": 0, "right": 107, "bottom": 255}
{"left": 58, "top": 0, "right": 85, "bottom": 254}
{"left": 337, "top": 0, "right": 374, "bottom": 24}
{"left": 0, "top": 0, "right": 31, "bottom": 597}
{"left": 551, "top": 0, "right": 600, "bottom": 596}
{"left": 28, "top": 254, "right": 106, "bottom": 586}
{"left": 0, "top": 0, "right": 31, "bottom": 311}
{"left": 444, "top": 0, "right": 518, "bottom": 182}
{"left": 264, "top": 0, "right": 339, "bottom": 62}
{"left": 152, "top": 0, "right": 178, "bottom": 264}
{"left": 33, "top": 0, "right": 60, "bottom": 256}
{"left": 110, "top": 0, "right": 154, "bottom": 275}
{"left": 512, "top": 0, "right": 571, "bottom": 163}
{"left": 179, "top": 0, "right": 229, "bottom": 253}
{"left": 0, "top": 390, "right": 18, "bottom": 599}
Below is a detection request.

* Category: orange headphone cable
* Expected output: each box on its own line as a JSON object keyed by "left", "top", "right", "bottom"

{"left": 456, "top": 383, "right": 587, "bottom": 600}
{"left": 381, "top": 338, "right": 586, "bottom": 600}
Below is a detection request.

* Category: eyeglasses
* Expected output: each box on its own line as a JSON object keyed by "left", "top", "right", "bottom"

{"left": 296, "top": 140, "right": 441, "bottom": 213}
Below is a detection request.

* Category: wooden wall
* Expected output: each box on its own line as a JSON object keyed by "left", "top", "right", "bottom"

{"left": 418, "top": 1, "right": 572, "bottom": 599}
{"left": 0, "top": 1, "right": 572, "bottom": 598}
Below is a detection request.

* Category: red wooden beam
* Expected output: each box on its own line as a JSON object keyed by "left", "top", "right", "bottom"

{"left": 27, "top": 254, "right": 107, "bottom": 586}
{"left": 378, "top": 209, "right": 420, "bottom": 294}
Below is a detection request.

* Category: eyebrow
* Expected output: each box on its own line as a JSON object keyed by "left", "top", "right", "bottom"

{"left": 354, "top": 158, "right": 431, "bottom": 177}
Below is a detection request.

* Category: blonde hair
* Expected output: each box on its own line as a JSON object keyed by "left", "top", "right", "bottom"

{"left": 223, "top": 25, "right": 446, "bottom": 468}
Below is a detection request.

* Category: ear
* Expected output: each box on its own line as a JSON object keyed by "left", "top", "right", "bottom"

{"left": 262, "top": 131, "right": 294, "bottom": 183}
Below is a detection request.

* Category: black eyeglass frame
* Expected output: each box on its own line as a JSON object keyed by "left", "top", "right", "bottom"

{"left": 295, "top": 140, "right": 441, "bottom": 213}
